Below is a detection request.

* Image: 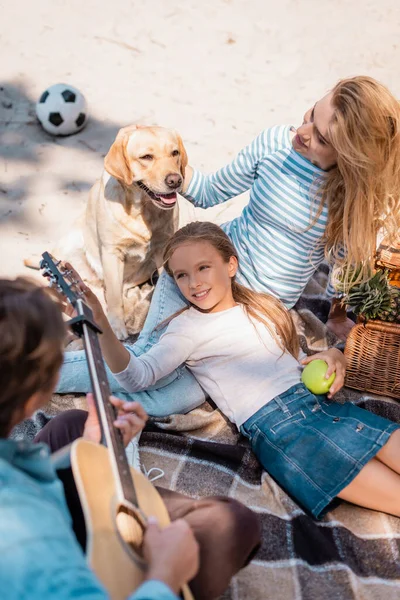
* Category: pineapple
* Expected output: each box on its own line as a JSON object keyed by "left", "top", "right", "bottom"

{"left": 342, "top": 268, "right": 400, "bottom": 323}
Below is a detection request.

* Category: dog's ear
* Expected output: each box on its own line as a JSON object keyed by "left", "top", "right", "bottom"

{"left": 104, "top": 129, "right": 134, "bottom": 186}
{"left": 176, "top": 133, "right": 188, "bottom": 178}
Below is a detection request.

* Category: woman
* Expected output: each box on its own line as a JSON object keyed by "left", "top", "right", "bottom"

{"left": 57, "top": 75, "right": 400, "bottom": 416}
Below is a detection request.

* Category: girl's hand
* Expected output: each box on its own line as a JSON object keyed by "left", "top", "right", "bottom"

{"left": 62, "top": 262, "right": 107, "bottom": 326}
{"left": 61, "top": 262, "right": 130, "bottom": 373}
{"left": 301, "top": 348, "right": 347, "bottom": 399}
{"left": 83, "top": 393, "right": 148, "bottom": 446}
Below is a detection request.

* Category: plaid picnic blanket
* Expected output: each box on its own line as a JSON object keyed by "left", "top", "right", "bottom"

{"left": 12, "top": 265, "right": 400, "bottom": 599}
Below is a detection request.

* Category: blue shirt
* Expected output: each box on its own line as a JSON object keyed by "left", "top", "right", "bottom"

{"left": 184, "top": 125, "right": 341, "bottom": 307}
{"left": 0, "top": 438, "right": 179, "bottom": 600}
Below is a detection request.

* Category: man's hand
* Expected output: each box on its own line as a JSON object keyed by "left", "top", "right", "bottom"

{"left": 83, "top": 393, "right": 148, "bottom": 446}
{"left": 143, "top": 518, "right": 199, "bottom": 595}
{"left": 301, "top": 348, "right": 347, "bottom": 399}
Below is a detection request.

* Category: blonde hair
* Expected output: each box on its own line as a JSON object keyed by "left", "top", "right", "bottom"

{"left": 319, "top": 76, "right": 400, "bottom": 289}
{"left": 163, "top": 221, "right": 299, "bottom": 358}
{"left": 0, "top": 278, "right": 66, "bottom": 436}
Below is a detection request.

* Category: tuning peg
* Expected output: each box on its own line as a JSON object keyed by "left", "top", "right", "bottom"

{"left": 41, "top": 269, "right": 54, "bottom": 282}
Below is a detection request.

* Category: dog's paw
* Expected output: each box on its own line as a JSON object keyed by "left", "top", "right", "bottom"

{"left": 23, "top": 256, "right": 41, "bottom": 270}
{"left": 108, "top": 314, "right": 128, "bottom": 340}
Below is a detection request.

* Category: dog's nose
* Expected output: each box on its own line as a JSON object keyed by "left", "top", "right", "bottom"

{"left": 165, "top": 173, "right": 182, "bottom": 189}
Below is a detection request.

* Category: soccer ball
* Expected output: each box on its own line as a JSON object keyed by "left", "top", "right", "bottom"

{"left": 36, "top": 83, "right": 88, "bottom": 136}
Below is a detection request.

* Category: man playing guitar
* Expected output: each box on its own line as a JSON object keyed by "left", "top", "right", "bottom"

{"left": 0, "top": 276, "right": 260, "bottom": 599}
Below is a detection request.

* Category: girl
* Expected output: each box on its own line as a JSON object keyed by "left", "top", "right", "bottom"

{"left": 57, "top": 75, "right": 400, "bottom": 418}
{"left": 71, "top": 221, "right": 400, "bottom": 519}
{"left": 0, "top": 277, "right": 260, "bottom": 599}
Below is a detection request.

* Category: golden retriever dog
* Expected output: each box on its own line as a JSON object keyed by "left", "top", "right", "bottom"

{"left": 38, "top": 126, "right": 188, "bottom": 339}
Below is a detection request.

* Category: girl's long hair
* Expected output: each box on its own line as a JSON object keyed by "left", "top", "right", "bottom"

{"left": 0, "top": 278, "right": 66, "bottom": 437}
{"left": 163, "top": 221, "right": 299, "bottom": 358}
{"left": 318, "top": 76, "right": 400, "bottom": 290}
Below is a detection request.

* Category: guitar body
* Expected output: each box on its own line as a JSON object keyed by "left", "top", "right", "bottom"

{"left": 71, "top": 439, "right": 171, "bottom": 599}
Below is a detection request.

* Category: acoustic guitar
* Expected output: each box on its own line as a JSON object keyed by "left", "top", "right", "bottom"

{"left": 40, "top": 252, "right": 193, "bottom": 600}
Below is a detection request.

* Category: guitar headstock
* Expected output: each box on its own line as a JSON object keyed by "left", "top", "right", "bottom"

{"left": 40, "top": 251, "right": 82, "bottom": 307}
{"left": 40, "top": 252, "right": 101, "bottom": 338}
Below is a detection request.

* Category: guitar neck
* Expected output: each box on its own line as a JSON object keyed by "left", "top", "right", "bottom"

{"left": 78, "top": 303, "right": 139, "bottom": 507}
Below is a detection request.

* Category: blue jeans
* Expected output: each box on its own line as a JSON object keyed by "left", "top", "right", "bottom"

{"left": 57, "top": 271, "right": 207, "bottom": 416}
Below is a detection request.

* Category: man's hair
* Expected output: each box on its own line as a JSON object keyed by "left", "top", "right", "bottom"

{"left": 0, "top": 278, "right": 66, "bottom": 437}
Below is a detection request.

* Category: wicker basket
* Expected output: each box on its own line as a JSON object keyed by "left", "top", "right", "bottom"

{"left": 344, "top": 319, "right": 400, "bottom": 399}
{"left": 376, "top": 236, "right": 400, "bottom": 270}
{"left": 376, "top": 235, "right": 400, "bottom": 288}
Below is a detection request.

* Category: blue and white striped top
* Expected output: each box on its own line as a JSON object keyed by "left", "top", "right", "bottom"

{"left": 184, "top": 125, "right": 337, "bottom": 308}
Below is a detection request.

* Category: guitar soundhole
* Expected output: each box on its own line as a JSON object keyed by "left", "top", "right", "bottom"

{"left": 116, "top": 505, "right": 146, "bottom": 562}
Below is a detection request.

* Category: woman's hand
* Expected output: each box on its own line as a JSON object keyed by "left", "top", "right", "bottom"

{"left": 326, "top": 298, "right": 355, "bottom": 341}
{"left": 301, "top": 348, "right": 347, "bottom": 399}
{"left": 326, "top": 316, "right": 355, "bottom": 341}
{"left": 83, "top": 393, "right": 148, "bottom": 446}
{"left": 182, "top": 165, "right": 194, "bottom": 194}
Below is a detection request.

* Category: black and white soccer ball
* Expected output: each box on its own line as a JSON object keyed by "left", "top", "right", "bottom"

{"left": 36, "top": 83, "right": 88, "bottom": 136}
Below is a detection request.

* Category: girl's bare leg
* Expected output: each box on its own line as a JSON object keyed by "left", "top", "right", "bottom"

{"left": 337, "top": 457, "right": 400, "bottom": 517}
{"left": 375, "top": 429, "right": 400, "bottom": 474}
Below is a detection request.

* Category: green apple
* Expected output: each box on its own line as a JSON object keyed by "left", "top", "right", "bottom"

{"left": 301, "top": 359, "right": 336, "bottom": 394}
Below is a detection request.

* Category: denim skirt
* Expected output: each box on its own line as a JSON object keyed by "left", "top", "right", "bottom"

{"left": 241, "top": 383, "right": 399, "bottom": 518}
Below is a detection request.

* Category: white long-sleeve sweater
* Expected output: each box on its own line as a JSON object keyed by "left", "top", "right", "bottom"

{"left": 114, "top": 305, "right": 303, "bottom": 427}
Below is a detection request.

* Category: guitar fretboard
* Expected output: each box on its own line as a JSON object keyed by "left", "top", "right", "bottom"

{"left": 79, "top": 301, "right": 139, "bottom": 507}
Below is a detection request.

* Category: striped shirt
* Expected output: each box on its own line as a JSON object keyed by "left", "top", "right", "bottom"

{"left": 184, "top": 125, "right": 337, "bottom": 308}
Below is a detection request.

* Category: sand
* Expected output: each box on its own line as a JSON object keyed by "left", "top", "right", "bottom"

{"left": 1, "top": 0, "right": 400, "bottom": 278}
